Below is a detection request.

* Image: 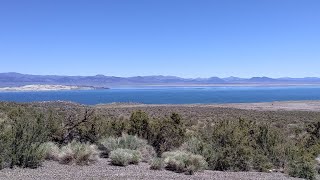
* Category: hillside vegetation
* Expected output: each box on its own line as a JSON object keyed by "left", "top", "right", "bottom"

{"left": 0, "top": 101, "right": 320, "bottom": 179}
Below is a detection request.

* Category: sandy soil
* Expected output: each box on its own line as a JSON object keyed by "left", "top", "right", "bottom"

{"left": 0, "top": 159, "right": 302, "bottom": 180}
{"left": 97, "top": 100, "right": 320, "bottom": 112}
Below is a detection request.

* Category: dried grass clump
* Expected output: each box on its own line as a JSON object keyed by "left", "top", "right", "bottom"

{"left": 150, "top": 157, "right": 164, "bottom": 170}
{"left": 40, "top": 142, "right": 60, "bottom": 161}
{"left": 109, "top": 148, "right": 141, "bottom": 166}
{"left": 59, "top": 145, "right": 75, "bottom": 165}
{"left": 41, "top": 141, "right": 99, "bottom": 166}
{"left": 162, "top": 151, "right": 207, "bottom": 175}
{"left": 138, "top": 145, "right": 157, "bottom": 163}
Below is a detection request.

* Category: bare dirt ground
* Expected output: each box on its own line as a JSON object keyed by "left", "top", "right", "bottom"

{"left": 0, "top": 159, "right": 302, "bottom": 180}
{"left": 97, "top": 100, "right": 320, "bottom": 112}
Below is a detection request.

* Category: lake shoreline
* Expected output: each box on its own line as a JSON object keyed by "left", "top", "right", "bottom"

{"left": 0, "top": 85, "right": 109, "bottom": 92}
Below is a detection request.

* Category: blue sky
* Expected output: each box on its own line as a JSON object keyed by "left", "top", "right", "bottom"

{"left": 0, "top": 0, "right": 319, "bottom": 78}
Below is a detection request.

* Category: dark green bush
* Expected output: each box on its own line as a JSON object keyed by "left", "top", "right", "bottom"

{"left": 128, "top": 110, "right": 151, "bottom": 139}
{"left": 198, "top": 118, "right": 288, "bottom": 172}
{"left": 151, "top": 113, "right": 186, "bottom": 155}
{"left": 0, "top": 108, "right": 49, "bottom": 169}
{"left": 287, "top": 149, "right": 316, "bottom": 180}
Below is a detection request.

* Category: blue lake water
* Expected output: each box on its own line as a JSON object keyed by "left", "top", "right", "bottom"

{"left": 1, "top": 86, "right": 320, "bottom": 105}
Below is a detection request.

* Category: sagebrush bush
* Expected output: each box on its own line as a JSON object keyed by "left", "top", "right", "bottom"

{"left": 99, "top": 134, "right": 156, "bottom": 162}
{"left": 40, "top": 142, "right": 60, "bottom": 161}
{"left": 162, "top": 151, "right": 207, "bottom": 175}
{"left": 316, "top": 155, "right": 320, "bottom": 174}
{"left": 59, "top": 141, "right": 99, "bottom": 165}
{"left": 59, "top": 145, "right": 74, "bottom": 165}
{"left": 138, "top": 144, "right": 157, "bottom": 163}
{"left": 179, "top": 136, "right": 211, "bottom": 159}
{"left": 110, "top": 148, "right": 141, "bottom": 166}
{"left": 150, "top": 157, "right": 164, "bottom": 170}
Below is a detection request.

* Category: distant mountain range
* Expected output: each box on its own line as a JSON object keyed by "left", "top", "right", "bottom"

{"left": 0, "top": 72, "right": 320, "bottom": 87}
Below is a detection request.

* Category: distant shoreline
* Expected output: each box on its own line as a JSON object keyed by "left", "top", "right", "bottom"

{"left": 0, "top": 85, "right": 109, "bottom": 92}
{"left": 125, "top": 83, "right": 320, "bottom": 87}
{"left": 1, "top": 84, "right": 320, "bottom": 91}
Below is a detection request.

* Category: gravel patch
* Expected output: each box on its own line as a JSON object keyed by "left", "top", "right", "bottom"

{"left": 0, "top": 159, "right": 302, "bottom": 180}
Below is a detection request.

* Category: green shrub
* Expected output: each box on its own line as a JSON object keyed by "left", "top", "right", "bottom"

{"left": 128, "top": 110, "right": 151, "bottom": 139}
{"left": 20, "top": 143, "right": 46, "bottom": 169}
{"left": 287, "top": 148, "right": 316, "bottom": 180}
{"left": 0, "top": 108, "right": 49, "bottom": 169}
{"left": 0, "top": 119, "right": 12, "bottom": 169}
{"left": 288, "top": 160, "right": 316, "bottom": 180}
{"left": 150, "top": 157, "right": 164, "bottom": 170}
{"left": 179, "top": 136, "right": 211, "bottom": 159}
{"left": 162, "top": 151, "right": 207, "bottom": 175}
{"left": 252, "top": 153, "right": 273, "bottom": 172}
{"left": 59, "top": 141, "right": 99, "bottom": 165}
{"left": 110, "top": 148, "right": 141, "bottom": 166}
{"left": 98, "top": 134, "right": 156, "bottom": 162}
{"left": 198, "top": 119, "right": 288, "bottom": 172}
{"left": 151, "top": 113, "right": 186, "bottom": 155}
{"left": 204, "top": 119, "right": 254, "bottom": 171}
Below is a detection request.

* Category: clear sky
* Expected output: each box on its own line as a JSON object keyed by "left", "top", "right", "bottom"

{"left": 0, "top": 0, "right": 319, "bottom": 78}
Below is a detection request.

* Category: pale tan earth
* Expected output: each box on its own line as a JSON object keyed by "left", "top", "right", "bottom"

{"left": 0, "top": 85, "right": 93, "bottom": 91}
{"left": 97, "top": 100, "right": 320, "bottom": 112}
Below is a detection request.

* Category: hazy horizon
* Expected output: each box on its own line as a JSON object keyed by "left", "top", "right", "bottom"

{"left": 2, "top": 71, "right": 320, "bottom": 79}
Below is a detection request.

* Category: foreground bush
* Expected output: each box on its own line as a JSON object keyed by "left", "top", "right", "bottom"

{"left": 151, "top": 113, "right": 186, "bottom": 155}
{"left": 40, "top": 142, "right": 60, "bottom": 161}
{"left": 286, "top": 148, "right": 316, "bottom": 180}
{"left": 99, "top": 134, "right": 156, "bottom": 162}
{"left": 198, "top": 119, "right": 289, "bottom": 172}
{"left": 0, "top": 108, "right": 48, "bottom": 169}
{"left": 59, "top": 141, "right": 99, "bottom": 165}
{"left": 110, "top": 148, "right": 141, "bottom": 166}
{"left": 162, "top": 151, "right": 207, "bottom": 175}
{"left": 288, "top": 160, "right": 315, "bottom": 180}
{"left": 150, "top": 157, "right": 164, "bottom": 170}
{"left": 316, "top": 155, "right": 320, "bottom": 174}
